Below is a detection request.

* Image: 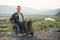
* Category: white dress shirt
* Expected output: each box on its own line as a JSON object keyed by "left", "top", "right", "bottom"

{"left": 18, "top": 13, "right": 23, "bottom": 22}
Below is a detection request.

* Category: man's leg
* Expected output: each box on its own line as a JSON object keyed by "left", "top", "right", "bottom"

{"left": 27, "top": 20, "right": 33, "bottom": 32}
{"left": 27, "top": 20, "right": 34, "bottom": 36}
{"left": 22, "top": 21, "right": 28, "bottom": 33}
{"left": 18, "top": 23, "right": 23, "bottom": 33}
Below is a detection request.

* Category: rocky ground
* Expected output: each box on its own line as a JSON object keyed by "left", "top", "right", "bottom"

{"left": 0, "top": 28, "right": 60, "bottom": 40}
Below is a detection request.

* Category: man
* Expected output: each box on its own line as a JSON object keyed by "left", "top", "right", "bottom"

{"left": 10, "top": 6, "right": 27, "bottom": 34}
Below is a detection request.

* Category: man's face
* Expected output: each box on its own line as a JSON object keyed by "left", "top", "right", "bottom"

{"left": 17, "top": 7, "right": 21, "bottom": 13}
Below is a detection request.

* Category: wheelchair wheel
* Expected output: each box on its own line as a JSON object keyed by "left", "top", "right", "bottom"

{"left": 13, "top": 25, "right": 20, "bottom": 35}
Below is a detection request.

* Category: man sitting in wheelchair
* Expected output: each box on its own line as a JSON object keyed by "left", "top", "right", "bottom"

{"left": 9, "top": 6, "right": 34, "bottom": 36}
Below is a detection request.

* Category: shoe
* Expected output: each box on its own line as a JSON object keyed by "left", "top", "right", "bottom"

{"left": 23, "top": 33, "right": 26, "bottom": 35}
{"left": 19, "top": 34, "right": 22, "bottom": 36}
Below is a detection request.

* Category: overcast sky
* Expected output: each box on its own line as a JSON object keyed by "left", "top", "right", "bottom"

{"left": 0, "top": 0, "right": 60, "bottom": 9}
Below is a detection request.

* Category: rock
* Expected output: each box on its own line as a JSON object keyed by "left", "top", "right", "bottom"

{"left": 0, "top": 28, "right": 60, "bottom": 40}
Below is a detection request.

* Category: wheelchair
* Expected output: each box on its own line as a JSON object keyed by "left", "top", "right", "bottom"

{"left": 12, "top": 20, "right": 34, "bottom": 37}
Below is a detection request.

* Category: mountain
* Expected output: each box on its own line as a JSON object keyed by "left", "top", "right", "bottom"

{"left": 0, "top": 5, "right": 60, "bottom": 16}
{"left": 55, "top": 12, "right": 60, "bottom": 16}
{"left": 0, "top": 5, "right": 16, "bottom": 16}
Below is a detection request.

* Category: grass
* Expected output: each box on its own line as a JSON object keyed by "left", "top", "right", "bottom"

{"left": 0, "top": 15, "right": 60, "bottom": 34}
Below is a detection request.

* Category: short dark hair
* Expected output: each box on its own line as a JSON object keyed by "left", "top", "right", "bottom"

{"left": 17, "top": 6, "right": 21, "bottom": 7}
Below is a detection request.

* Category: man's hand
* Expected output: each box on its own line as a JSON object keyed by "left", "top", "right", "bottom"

{"left": 9, "top": 19, "right": 16, "bottom": 26}
{"left": 12, "top": 23, "right": 16, "bottom": 26}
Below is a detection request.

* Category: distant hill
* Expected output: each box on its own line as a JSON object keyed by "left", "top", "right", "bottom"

{"left": 55, "top": 12, "right": 60, "bottom": 16}
{"left": 0, "top": 5, "right": 60, "bottom": 16}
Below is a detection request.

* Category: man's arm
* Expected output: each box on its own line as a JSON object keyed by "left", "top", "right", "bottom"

{"left": 9, "top": 19, "right": 14, "bottom": 24}
{"left": 9, "top": 14, "right": 16, "bottom": 26}
{"left": 9, "top": 14, "right": 14, "bottom": 23}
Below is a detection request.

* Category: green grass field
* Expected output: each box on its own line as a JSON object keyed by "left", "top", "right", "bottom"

{"left": 0, "top": 15, "right": 60, "bottom": 34}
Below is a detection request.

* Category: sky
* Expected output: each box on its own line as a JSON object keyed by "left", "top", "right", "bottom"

{"left": 0, "top": 0, "right": 60, "bottom": 9}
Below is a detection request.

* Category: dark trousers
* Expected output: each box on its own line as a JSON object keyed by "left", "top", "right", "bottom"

{"left": 13, "top": 20, "right": 32, "bottom": 34}
{"left": 17, "top": 21, "right": 28, "bottom": 33}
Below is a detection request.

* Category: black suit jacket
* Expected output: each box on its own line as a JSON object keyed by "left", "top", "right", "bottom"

{"left": 10, "top": 12, "right": 24, "bottom": 24}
